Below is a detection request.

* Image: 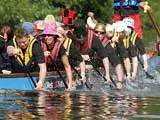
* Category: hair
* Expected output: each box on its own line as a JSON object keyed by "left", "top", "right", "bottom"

{"left": 0, "top": 25, "right": 14, "bottom": 41}
{"left": 74, "top": 19, "right": 87, "bottom": 38}
{"left": 14, "top": 28, "right": 28, "bottom": 40}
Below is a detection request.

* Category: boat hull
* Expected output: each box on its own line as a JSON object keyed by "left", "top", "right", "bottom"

{"left": 0, "top": 77, "right": 38, "bottom": 90}
{"left": 0, "top": 72, "right": 67, "bottom": 91}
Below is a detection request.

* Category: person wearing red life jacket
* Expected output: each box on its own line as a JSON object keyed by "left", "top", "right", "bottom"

{"left": 96, "top": 23, "right": 124, "bottom": 89}
{"left": 61, "top": 11, "right": 93, "bottom": 74}
{"left": 73, "top": 19, "right": 111, "bottom": 84}
{"left": 60, "top": 9, "right": 90, "bottom": 85}
{"left": 113, "top": 0, "right": 151, "bottom": 40}
{"left": 40, "top": 24, "right": 86, "bottom": 90}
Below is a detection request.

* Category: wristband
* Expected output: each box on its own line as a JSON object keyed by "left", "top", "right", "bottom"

{"left": 38, "top": 81, "right": 43, "bottom": 85}
{"left": 81, "top": 72, "right": 85, "bottom": 78}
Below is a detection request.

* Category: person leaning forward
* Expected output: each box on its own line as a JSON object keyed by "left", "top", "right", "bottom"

{"left": 112, "top": 21, "right": 132, "bottom": 80}
{"left": 73, "top": 20, "right": 111, "bottom": 83}
{"left": 96, "top": 23, "right": 124, "bottom": 89}
{"left": 39, "top": 24, "right": 75, "bottom": 90}
{"left": 123, "top": 17, "right": 148, "bottom": 80}
{"left": 7, "top": 28, "right": 47, "bottom": 90}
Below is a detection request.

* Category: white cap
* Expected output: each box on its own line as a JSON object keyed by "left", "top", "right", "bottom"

{"left": 123, "top": 17, "right": 134, "bottom": 28}
{"left": 113, "top": 21, "right": 127, "bottom": 32}
{"left": 87, "top": 17, "right": 96, "bottom": 29}
{"left": 105, "top": 24, "right": 114, "bottom": 32}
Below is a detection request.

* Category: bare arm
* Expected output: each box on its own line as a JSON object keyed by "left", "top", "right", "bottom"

{"left": 35, "top": 63, "right": 47, "bottom": 90}
{"left": 61, "top": 54, "right": 72, "bottom": 89}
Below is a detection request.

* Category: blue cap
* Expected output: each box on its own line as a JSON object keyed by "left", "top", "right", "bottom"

{"left": 22, "top": 22, "right": 36, "bottom": 36}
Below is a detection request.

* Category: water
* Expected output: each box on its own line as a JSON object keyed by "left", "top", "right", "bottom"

{"left": 1, "top": 90, "right": 160, "bottom": 120}
{"left": 1, "top": 68, "right": 160, "bottom": 120}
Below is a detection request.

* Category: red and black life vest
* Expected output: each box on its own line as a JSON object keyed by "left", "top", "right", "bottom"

{"left": 74, "top": 28, "right": 94, "bottom": 54}
{"left": 41, "top": 38, "right": 72, "bottom": 63}
{"left": 41, "top": 41, "right": 63, "bottom": 63}
{"left": 61, "top": 9, "right": 77, "bottom": 26}
{"left": 101, "top": 36, "right": 111, "bottom": 47}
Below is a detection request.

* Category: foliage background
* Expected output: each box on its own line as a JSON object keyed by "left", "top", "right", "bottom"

{"left": 0, "top": 0, "right": 159, "bottom": 48}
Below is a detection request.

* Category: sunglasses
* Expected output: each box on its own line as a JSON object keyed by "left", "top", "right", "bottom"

{"left": 95, "top": 31, "right": 105, "bottom": 34}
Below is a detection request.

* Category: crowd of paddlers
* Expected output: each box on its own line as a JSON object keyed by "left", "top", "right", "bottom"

{"left": 0, "top": 1, "right": 158, "bottom": 91}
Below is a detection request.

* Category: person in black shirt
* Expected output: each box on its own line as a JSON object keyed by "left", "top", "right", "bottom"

{"left": 40, "top": 24, "right": 86, "bottom": 90}
{"left": 7, "top": 28, "right": 46, "bottom": 90}
{"left": 0, "top": 34, "right": 12, "bottom": 74}
{"left": 123, "top": 17, "right": 148, "bottom": 80}
{"left": 97, "top": 23, "right": 124, "bottom": 89}
{"left": 73, "top": 20, "right": 111, "bottom": 83}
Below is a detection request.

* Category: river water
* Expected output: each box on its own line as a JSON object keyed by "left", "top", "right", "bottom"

{"left": 0, "top": 67, "right": 160, "bottom": 120}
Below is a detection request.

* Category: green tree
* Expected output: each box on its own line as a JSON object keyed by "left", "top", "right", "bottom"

{"left": 0, "top": 0, "right": 60, "bottom": 27}
{"left": 0, "top": 0, "right": 160, "bottom": 47}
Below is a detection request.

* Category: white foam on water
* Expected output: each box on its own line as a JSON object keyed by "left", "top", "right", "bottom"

{"left": 40, "top": 66, "right": 160, "bottom": 96}
{"left": 133, "top": 114, "right": 160, "bottom": 119}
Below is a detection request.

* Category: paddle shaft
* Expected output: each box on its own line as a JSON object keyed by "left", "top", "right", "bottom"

{"left": 145, "top": 1, "right": 160, "bottom": 38}
{"left": 89, "top": 60, "right": 117, "bottom": 88}
{"left": 137, "top": 55, "right": 154, "bottom": 79}
{"left": 129, "top": 36, "right": 154, "bottom": 79}
{"left": 70, "top": 64, "right": 91, "bottom": 90}
{"left": 68, "top": 56, "right": 92, "bottom": 89}
{"left": 18, "top": 55, "right": 36, "bottom": 88}
{"left": 49, "top": 55, "right": 68, "bottom": 89}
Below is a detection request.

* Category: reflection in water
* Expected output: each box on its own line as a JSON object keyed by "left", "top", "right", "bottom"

{"left": 63, "top": 92, "right": 72, "bottom": 120}
{"left": 0, "top": 90, "right": 160, "bottom": 120}
{"left": 3, "top": 91, "right": 37, "bottom": 120}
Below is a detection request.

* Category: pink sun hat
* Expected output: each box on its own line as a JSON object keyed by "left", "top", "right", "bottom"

{"left": 40, "top": 24, "right": 58, "bottom": 36}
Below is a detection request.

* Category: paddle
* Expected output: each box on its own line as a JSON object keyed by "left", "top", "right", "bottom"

{"left": 70, "top": 64, "right": 91, "bottom": 90}
{"left": 145, "top": 1, "right": 160, "bottom": 49}
{"left": 48, "top": 55, "right": 68, "bottom": 89}
{"left": 89, "top": 59, "right": 117, "bottom": 88}
{"left": 146, "top": 3, "right": 160, "bottom": 38}
{"left": 137, "top": 55, "right": 154, "bottom": 79}
{"left": 68, "top": 56, "right": 91, "bottom": 89}
{"left": 18, "top": 55, "right": 36, "bottom": 88}
{"left": 126, "top": 32, "right": 154, "bottom": 79}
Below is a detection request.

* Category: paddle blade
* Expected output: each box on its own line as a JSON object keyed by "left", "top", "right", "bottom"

{"left": 145, "top": 72, "right": 154, "bottom": 79}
